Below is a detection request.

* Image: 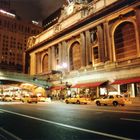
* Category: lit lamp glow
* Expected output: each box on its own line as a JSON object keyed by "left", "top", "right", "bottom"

{"left": 62, "top": 62, "right": 67, "bottom": 68}
{"left": 56, "top": 62, "right": 68, "bottom": 84}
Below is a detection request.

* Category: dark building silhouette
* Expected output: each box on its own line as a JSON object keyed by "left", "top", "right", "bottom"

{"left": 0, "top": 0, "right": 10, "bottom": 11}
{"left": 0, "top": 10, "right": 43, "bottom": 72}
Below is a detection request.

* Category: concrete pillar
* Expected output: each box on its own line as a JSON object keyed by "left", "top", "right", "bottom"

{"left": 62, "top": 41, "right": 67, "bottom": 63}
{"left": 58, "top": 43, "right": 62, "bottom": 65}
{"left": 51, "top": 46, "right": 56, "bottom": 70}
{"left": 30, "top": 53, "right": 36, "bottom": 75}
{"left": 103, "top": 22, "right": 112, "bottom": 61}
{"left": 97, "top": 25, "right": 105, "bottom": 62}
{"left": 48, "top": 48, "right": 51, "bottom": 71}
{"left": 36, "top": 52, "right": 41, "bottom": 73}
{"left": 85, "top": 30, "right": 92, "bottom": 65}
{"left": 135, "top": 7, "right": 140, "bottom": 57}
{"left": 80, "top": 32, "right": 86, "bottom": 67}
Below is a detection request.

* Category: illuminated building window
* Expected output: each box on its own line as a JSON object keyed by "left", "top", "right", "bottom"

{"left": 70, "top": 42, "right": 81, "bottom": 70}
{"left": 114, "top": 21, "right": 137, "bottom": 61}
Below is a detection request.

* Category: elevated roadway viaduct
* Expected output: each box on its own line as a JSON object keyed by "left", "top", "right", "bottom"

{"left": 0, "top": 70, "right": 52, "bottom": 89}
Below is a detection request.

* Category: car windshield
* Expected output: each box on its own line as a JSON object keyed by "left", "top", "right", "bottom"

{"left": 103, "top": 96, "right": 108, "bottom": 99}
{"left": 5, "top": 95, "right": 10, "bottom": 97}
{"left": 31, "top": 95, "right": 37, "bottom": 98}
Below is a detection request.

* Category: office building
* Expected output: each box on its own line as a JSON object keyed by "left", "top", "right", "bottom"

{"left": 0, "top": 9, "right": 43, "bottom": 72}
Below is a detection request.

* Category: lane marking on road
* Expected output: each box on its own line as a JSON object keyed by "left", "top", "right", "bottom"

{"left": 37, "top": 106, "right": 140, "bottom": 115}
{"left": 0, "top": 109, "right": 132, "bottom": 140}
{"left": 120, "top": 118, "right": 140, "bottom": 122}
{"left": 0, "top": 127, "right": 22, "bottom": 140}
{"left": 0, "top": 134, "right": 7, "bottom": 140}
{"left": 76, "top": 108, "right": 140, "bottom": 114}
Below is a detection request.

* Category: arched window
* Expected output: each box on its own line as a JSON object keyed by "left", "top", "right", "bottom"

{"left": 42, "top": 54, "right": 49, "bottom": 72}
{"left": 70, "top": 42, "right": 81, "bottom": 70}
{"left": 114, "top": 21, "right": 137, "bottom": 61}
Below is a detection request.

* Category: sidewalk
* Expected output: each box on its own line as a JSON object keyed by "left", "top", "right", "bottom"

{"left": 127, "top": 97, "right": 140, "bottom": 107}
{"left": 126, "top": 101, "right": 140, "bottom": 107}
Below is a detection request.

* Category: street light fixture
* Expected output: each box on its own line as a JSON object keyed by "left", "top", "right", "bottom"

{"left": 52, "top": 62, "right": 68, "bottom": 84}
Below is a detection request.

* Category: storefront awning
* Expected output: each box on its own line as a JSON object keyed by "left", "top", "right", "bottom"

{"left": 111, "top": 77, "right": 140, "bottom": 85}
{"left": 72, "top": 82, "right": 104, "bottom": 88}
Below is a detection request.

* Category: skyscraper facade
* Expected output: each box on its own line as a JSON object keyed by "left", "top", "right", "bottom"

{"left": 0, "top": 0, "right": 10, "bottom": 11}
{"left": 0, "top": 10, "right": 43, "bottom": 72}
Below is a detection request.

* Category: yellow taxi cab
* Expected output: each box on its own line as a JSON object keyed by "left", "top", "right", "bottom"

{"left": 65, "top": 95, "right": 90, "bottom": 104}
{"left": 94, "top": 95, "right": 125, "bottom": 106}
{"left": 21, "top": 95, "right": 38, "bottom": 103}
{"left": 12, "top": 95, "right": 21, "bottom": 101}
{"left": 3, "top": 95, "right": 13, "bottom": 102}
{"left": 37, "top": 96, "right": 46, "bottom": 102}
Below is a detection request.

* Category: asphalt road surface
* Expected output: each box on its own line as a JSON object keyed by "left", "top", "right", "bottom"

{"left": 0, "top": 101, "right": 140, "bottom": 140}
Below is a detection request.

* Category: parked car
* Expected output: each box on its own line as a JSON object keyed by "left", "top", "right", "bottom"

{"left": 65, "top": 97, "right": 91, "bottom": 104}
{"left": 38, "top": 96, "right": 52, "bottom": 102}
{"left": 37, "top": 96, "right": 46, "bottom": 102}
{"left": 12, "top": 95, "right": 21, "bottom": 101}
{"left": 94, "top": 95, "right": 125, "bottom": 106}
{"left": 21, "top": 95, "right": 38, "bottom": 103}
{"left": 3, "top": 95, "right": 13, "bottom": 102}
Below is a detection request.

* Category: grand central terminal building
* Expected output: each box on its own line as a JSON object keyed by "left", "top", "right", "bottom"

{"left": 26, "top": 0, "right": 140, "bottom": 100}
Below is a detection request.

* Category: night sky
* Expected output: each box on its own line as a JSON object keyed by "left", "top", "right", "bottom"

{"left": 10, "top": 0, "right": 66, "bottom": 21}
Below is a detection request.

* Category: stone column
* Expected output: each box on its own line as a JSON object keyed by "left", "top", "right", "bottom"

{"left": 135, "top": 7, "right": 140, "bottom": 57}
{"left": 85, "top": 30, "right": 92, "bottom": 65}
{"left": 97, "top": 25, "right": 105, "bottom": 62}
{"left": 62, "top": 41, "right": 68, "bottom": 66}
{"left": 103, "top": 21, "right": 112, "bottom": 61}
{"left": 30, "top": 52, "right": 36, "bottom": 75}
{"left": 58, "top": 43, "right": 62, "bottom": 65}
{"left": 80, "top": 32, "right": 86, "bottom": 67}
{"left": 96, "top": 87, "right": 100, "bottom": 98}
{"left": 36, "top": 52, "right": 41, "bottom": 73}
{"left": 51, "top": 46, "right": 56, "bottom": 70}
{"left": 48, "top": 48, "right": 52, "bottom": 71}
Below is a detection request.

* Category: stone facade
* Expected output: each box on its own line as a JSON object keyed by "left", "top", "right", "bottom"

{"left": 26, "top": 0, "right": 140, "bottom": 98}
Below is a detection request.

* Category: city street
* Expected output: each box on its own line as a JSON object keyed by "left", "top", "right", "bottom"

{"left": 0, "top": 101, "right": 140, "bottom": 140}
